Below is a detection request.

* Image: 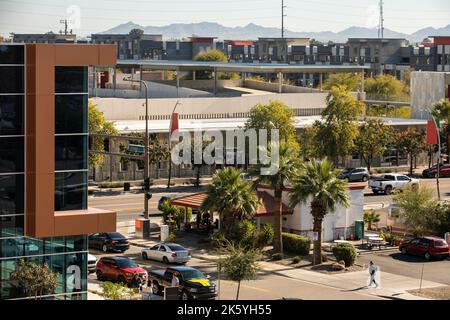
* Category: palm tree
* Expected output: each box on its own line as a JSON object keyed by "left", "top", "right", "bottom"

{"left": 289, "top": 159, "right": 350, "bottom": 265}
{"left": 363, "top": 210, "right": 380, "bottom": 231}
{"left": 251, "top": 144, "right": 301, "bottom": 255}
{"left": 201, "top": 167, "right": 260, "bottom": 236}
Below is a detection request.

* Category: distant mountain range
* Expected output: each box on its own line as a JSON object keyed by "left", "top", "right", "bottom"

{"left": 99, "top": 21, "right": 450, "bottom": 43}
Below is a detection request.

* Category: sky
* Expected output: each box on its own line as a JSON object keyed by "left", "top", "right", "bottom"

{"left": 0, "top": 0, "right": 449, "bottom": 37}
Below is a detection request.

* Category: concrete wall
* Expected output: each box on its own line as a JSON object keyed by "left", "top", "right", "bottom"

{"left": 411, "top": 71, "right": 450, "bottom": 119}
{"left": 155, "top": 79, "right": 244, "bottom": 91}
{"left": 244, "top": 79, "right": 323, "bottom": 93}
{"left": 91, "top": 92, "right": 329, "bottom": 120}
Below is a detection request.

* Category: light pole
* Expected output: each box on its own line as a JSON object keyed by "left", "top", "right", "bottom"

{"left": 124, "top": 77, "right": 151, "bottom": 219}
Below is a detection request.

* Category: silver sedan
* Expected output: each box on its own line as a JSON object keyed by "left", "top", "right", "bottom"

{"left": 141, "top": 243, "right": 192, "bottom": 264}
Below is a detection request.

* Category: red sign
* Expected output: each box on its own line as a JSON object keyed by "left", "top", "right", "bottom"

{"left": 426, "top": 120, "right": 438, "bottom": 145}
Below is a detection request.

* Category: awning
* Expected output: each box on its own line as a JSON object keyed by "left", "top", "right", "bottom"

{"left": 170, "top": 191, "right": 293, "bottom": 217}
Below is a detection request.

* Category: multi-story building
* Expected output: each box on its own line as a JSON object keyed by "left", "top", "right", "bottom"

{"left": 255, "top": 38, "right": 310, "bottom": 63}
{"left": 12, "top": 33, "right": 77, "bottom": 44}
{"left": 0, "top": 43, "right": 116, "bottom": 300}
{"left": 91, "top": 33, "right": 163, "bottom": 60}
{"left": 433, "top": 36, "right": 450, "bottom": 72}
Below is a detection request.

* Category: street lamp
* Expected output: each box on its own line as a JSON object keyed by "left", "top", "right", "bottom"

{"left": 123, "top": 76, "right": 151, "bottom": 219}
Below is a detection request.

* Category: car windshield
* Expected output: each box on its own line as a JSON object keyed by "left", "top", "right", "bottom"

{"left": 182, "top": 269, "right": 206, "bottom": 280}
{"left": 434, "top": 240, "right": 447, "bottom": 246}
{"left": 116, "top": 259, "right": 138, "bottom": 268}
{"left": 168, "top": 245, "right": 186, "bottom": 251}
{"left": 342, "top": 168, "right": 353, "bottom": 173}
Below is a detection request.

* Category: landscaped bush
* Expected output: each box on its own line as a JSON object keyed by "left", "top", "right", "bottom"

{"left": 209, "top": 231, "right": 227, "bottom": 248}
{"left": 271, "top": 253, "right": 283, "bottom": 261}
{"left": 282, "top": 233, "right": 311, "bottom": 255}
{"left": 292, "top": 256, "right": 301, "bottom": 264}
{"left": 238, "top": 219, "right": 258, "bottom": 248}
{"left": 257, "top": 224, "right": 274, "bottom": 248}
{"left": 332, "top": 243, "right": 357, "bottom": 267}
{"left": 98, "top": 181, "right": 124, "bottom": 189}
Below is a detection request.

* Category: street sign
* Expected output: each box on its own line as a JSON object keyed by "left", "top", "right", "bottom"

{"left": 128, "top": 144, "right": 145, "bottom": 154}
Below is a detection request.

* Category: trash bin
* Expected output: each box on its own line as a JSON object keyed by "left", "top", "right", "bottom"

{"left": 354, "top": 220, "right": 364, "bottom": 240}
{"left": 124, "top": 182, "right": 130, "bottom": 191}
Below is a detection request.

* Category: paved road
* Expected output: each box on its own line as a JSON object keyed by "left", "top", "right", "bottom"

{"left": 357, "top": 250, "right": 450, "bottom": 285}
{"left": 89, "top": 245, "right": 383, "bottom": 300}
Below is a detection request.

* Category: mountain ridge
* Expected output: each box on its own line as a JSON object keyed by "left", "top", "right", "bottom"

{"left": 99, "top": 21, "right": 450, "bottom": 43}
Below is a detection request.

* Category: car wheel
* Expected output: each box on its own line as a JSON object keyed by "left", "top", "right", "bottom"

{"left": 151, "top": 281, "right": 161, "bottom": 295}
{"left": 385, "top": 186, "right": 392, "bottom": 195}
{"left": 117, "top": 275, "right": 127, "bottom": 285}
{"left": 142, "top": 252, "right": 148, "bottom": 260}
{"left": 181, "top": 290, "right": 190, "bottom": 300}
{"left": 401, "top": 247, "right": 407, "bottom": 255}
{"left": 362, "top": 176, "right": 368, "bottom": 182}
{"left": 424, "top": 252, "right": 432, "bottom": 261}
{"left": 102, "top": 244, "right": 108, "bottom": 253}
{"left": 373, "top": 190, "right": 379, "bottom": 195}
{"left": 96, "top": 270, "right": 104, "bottom": 281}
{"left": 163, "top": 256, "right": 169, "bottom": 264}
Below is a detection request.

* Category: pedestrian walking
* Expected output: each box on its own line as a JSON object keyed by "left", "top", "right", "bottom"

{"left": 367, "top": 261, "right": 381, "bottom": 288}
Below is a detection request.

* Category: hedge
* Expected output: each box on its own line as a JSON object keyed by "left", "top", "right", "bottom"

{"left": 282, "top": 233, "right": 311, "bottom": 255}
{"left": 332, "top": 243, "right": 357, "bottom": 267}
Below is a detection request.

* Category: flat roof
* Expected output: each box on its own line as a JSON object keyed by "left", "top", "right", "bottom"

{"left": 112, "top": 116, "right": 427, "bottom": 134}
{"left": 117, "top": 59, "right": 369, "bottom": 73}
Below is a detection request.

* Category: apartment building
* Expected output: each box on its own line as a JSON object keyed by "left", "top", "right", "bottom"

{"left": 0, "top": 43, "right": 116, "bottom": 300}
{"left": 12, "top": 33, "right": 77, "bottom": 44}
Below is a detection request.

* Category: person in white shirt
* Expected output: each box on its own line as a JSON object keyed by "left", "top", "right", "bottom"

{"left": 171, "top": 272, "right": 180, "bottom": 287}
{"left": 367, "top": 261, "right": 381, "bottom": 288}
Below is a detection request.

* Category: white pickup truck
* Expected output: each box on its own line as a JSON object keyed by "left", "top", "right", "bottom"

{"left": 368, "top": 174, "right": 420, "bottom": 195}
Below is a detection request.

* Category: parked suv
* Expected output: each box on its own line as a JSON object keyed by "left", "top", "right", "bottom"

{"left": 96, "top": 256, "right": 148, "bottom": 285}
{"left": 88, "top": 232, "right": 129, "bottom": 253}
{"left": 422, "top": 164, "right": 450, "bottom": 178}
{"left": 337, "top": 168, "right": 370, "bottom": 182}
{"left": 399, "top": 236, "right": 449, "bottom": 260}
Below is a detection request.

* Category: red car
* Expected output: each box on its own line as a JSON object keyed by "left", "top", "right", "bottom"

{"left": 399, "top": 236, "right": 449, "bottom": 260}
{"left": 96, "top": 256, "right": 148, "bottom": 285}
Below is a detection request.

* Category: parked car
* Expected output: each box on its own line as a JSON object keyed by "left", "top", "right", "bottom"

{"left": 368, "top": 174, "right": 419, "bottom": 195}
{"left": 399, "top": 237, "right": 449, "bottom": 260}
{"left": 88, "top": 232, "right": 130, "bottom": 253}
{"left": 96, "top": 256, "right": 148, "bottom": 285}
{"left": 337, "top": 168, "right": 370, "bottom": 182}
{"left": 141, "top": 243, "right": 191, "bottom": 264}
{"left": 422, "top": 164, "right": 450, "bottom": 178}
{"left": 88, "top": 254, "right": 97, "bottom": 274}
{"left": 158, "top": 195, "right": 180, "bottom": 211}
{"left": 148, "top": 266, "right": 216, "bottom": 300}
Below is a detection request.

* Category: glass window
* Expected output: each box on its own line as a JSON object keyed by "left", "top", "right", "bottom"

{"left": 0, "top": 137, "right": 24, "bottom": 173}
{"left": 65, "top": 235, "right": 87, "bottom": 252}
{"left": 0, "top": 66, "right": 24, "bottom": 94}
{"left": 44, "top": 237, "right": 65, "bottom": 254}
{"left": 55, "top": 135, "right": 87, "bottom": 171}
{"left": 0, "top": 215, "right": 24, "bottom": 238}
{"left": 0, "top": 95, "right": 24, "bottom": 135}
{"left": 55, "top": 171, "right": 87, "bottom": 211}
{"left": 0, "top": 45, "right": 24, "bottom": 64}
{"left": 55, "top": 95, "right": 87, "bottom": 134}
{"left": 55, "top": 67, "right": 88, "bottom": 93}
{"left": 0, "top": 174, "right": 24, "bottom": 215}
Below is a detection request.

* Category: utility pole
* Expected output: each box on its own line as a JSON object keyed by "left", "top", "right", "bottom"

{"left": 281, "top": 0, "right": 287, "bottom": 39}
{"left": 60, "top": 19, "right": 69, "bottom": 35}
{"left": 378, "top": 0, "right": 384, "bottom": 39}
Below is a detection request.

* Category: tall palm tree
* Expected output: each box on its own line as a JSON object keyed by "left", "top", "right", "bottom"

{"left": 289, "top": 159, "right": 350, "bottom": 265}
{"left": 201, "top": 167, "right": 260, "bottom": 236}
{"left": 251, "top": 144, "right": 301, "bottom": 255}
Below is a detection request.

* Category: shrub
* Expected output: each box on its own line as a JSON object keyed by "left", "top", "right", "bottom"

{"left": 282, "top": 233, "right": 311, "bottom": 255}
{"left": 238, "top": 219, "right": 258, "bottom": 248}
{"left": 332, "top": 243, "right": 357, "bottom": 267}
{"left": 292, "top": 256, "right": 301, "bottom": 264}
{"left": 210, "top": 232, "right": 227, "bottom": 248}
{"left": 321, "top": 252, "right": 328, "bottom": 262}
{"left": 257, "top": 224, "right": 274, "bottom": 248}
{"left": 167, "top": 232, "right": 176, "bottom": 242}
{"left": 271, "top": 253, "right": 283, "bottom": 261}
{"left": 99, "top": 181, "right": 124, "bottom": 189}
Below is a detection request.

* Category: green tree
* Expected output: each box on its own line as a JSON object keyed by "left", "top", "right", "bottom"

{"left": 250, "top": 144, "right": 301, "bottom": 255}
{"left": 323, "top": 73, "right": 360, "bottom": 91}
{"left": 202, "top": 168, "right": 260, "bottom": 236}
{"left": 363, "top": 210, "right": 381, "bottom": 231}
{"left": 315, "top": 85, "right": 364, "bottom": 163}
{"left": 10, "top": 259, "right": 58, "bottom": 299}
{"left": 431, "top": 100, "right": 450, "bottom": 160}
{"left": 354, "top": 118, "right": 393, "bottom": 172}
{"left": 129, "top": 28, "right": 144, "bottom": 38}
{"left": 194, "top": 49, "right": 239, "bottom": 80}
{"left": 89, "top": 102, "right": 118, "bottom": 167}
{"left": 365, "top": 74, "right": 407, "bottom": 100}
{"left": 218, "top": 241, "right": 261, "bottom": 300}
{"left": 427, "top": 203, "right": 450, "bottom": 237}
{"left": 394, "top": 185, "right": 437, "bottom": 236}
{"left": 395, "top": 128, "right": 426, "bottom": 175}
{"left": 298, "top": 126, "right": 320, "bottom": 160}
{"left": 289, "top": 159, "right": 350, "bottom": 265}
{"left": 245, "top": 100, "right": 300, "bottom": 152}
